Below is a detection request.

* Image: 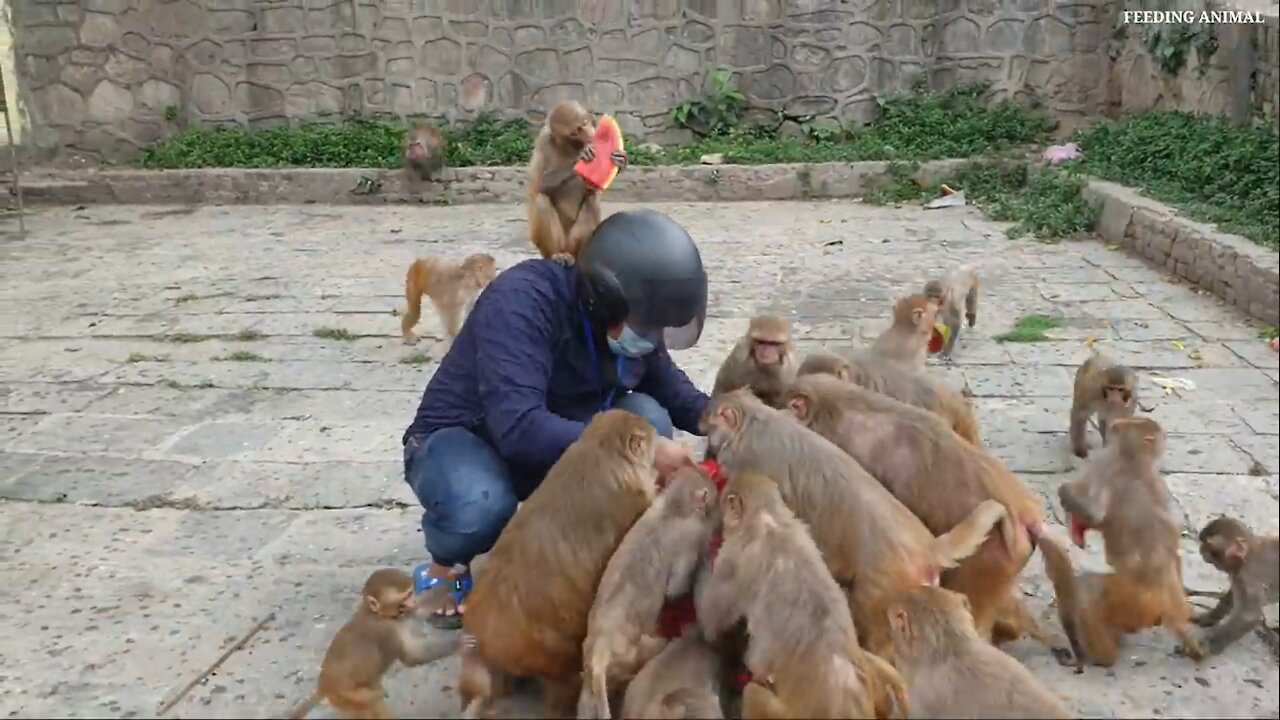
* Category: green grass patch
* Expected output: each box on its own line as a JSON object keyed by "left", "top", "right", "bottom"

{"left": 1074, "top": 111, "right": 1279, "bottom": 249}
{"left": 1260, "top": 326, "right": 1278, "bottom": 342}
{"left": 163, "top": 333, "right": 210, "bottom": 344}
{"left": 400, "top": 351, "right": 433, "bottom": 365}
{"left": 994, "top": 314, "right": 1065, "bottom": 343}
{"left": 865, "top": 159, "right": 1098, "bottom": 241}
{"left": 313, "top": 326, "right": 356, "bottom": 341}
{"left": 137, "top": 85, "right": 1054, "bottom": 170}
{"left": 232, "top": 329, "right": 264, "bottom": 341}
{"left": 215, "top": 350, "right": 268, "bottom": 362}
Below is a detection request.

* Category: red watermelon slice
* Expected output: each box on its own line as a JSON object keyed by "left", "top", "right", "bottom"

{"left": 927, "top": 323, "right": 950, "bottom": 354}
{"left": 574, "top": 115, "right": 624, "bottom": 191}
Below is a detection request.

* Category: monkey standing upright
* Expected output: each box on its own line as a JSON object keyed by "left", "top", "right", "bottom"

{"left": 526, "top": 101, "right": 627, "bottom": 265}
{"left": 401, "top": 253, "right": 498, "bottom": 345}
{"left": 1069, "top": 351, "right": 1137, "bottom": 458}
{"left": 711, "top": 315, "right": 798, "bottom": 408}
{"left": 1190, "top": 516, "right": 1279, "bottom": 656}
{"left": 869, "top": 294, "right": 939, "bottom": 373}
{"left": 923, "top": 264, "right": 979, "bottom": 362}
{"left": 1040, "top": 416, "right": 1205, "bottom": 670}
{"left": 288, "top": 569, "right": 456, "bottom": 719}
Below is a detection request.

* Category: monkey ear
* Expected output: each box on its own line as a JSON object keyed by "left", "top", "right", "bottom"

{"left": 716, "top": 403, "right": 741, "bottom": 431}
{"left": 837, "top": 368, "right": 850, "bottom": 382}
{"left": 888, "top": 607, "right": 910, "bottom": 638}
{"left": 366, "top": 594, "right": 383, "bottom": 615}
{"left": 786, "top": 395, "right": 808, "bottom": 420}
{"left": 724, "top": 492, "right": 744, "bottom": 525}
{"left": 628, "top": 429, "right": 650, "bottom": 460}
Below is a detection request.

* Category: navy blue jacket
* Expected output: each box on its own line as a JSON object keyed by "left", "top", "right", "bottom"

{"left": 404, "top": 258, "right": 709, "bottom": 494}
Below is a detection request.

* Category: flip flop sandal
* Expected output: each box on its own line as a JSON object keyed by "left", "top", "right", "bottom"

{"left": 414, "top": 565, "right": 472, "bottom": 630}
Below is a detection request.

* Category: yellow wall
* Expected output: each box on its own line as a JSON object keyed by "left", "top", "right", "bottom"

{"left": 0, "top": 0, "right": 25, "bottom": 145}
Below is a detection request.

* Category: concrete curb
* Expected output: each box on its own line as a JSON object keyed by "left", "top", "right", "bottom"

{"left": 1084, "top": 180, "right": 1279, "bottom": 326}
{"left": 17, "top": 160, "right": 1276, "bottom": 326}
{"left": 19, "top": 159, "right": 971, "bottom": 207}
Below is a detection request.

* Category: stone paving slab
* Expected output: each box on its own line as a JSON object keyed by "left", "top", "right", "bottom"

{"left": 1, "top": 201, "right": 1277, "bottom": 719}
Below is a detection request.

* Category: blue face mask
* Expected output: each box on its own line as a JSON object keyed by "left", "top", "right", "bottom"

{"left": 607, "top": 325, "right": 657, "bottom": 358}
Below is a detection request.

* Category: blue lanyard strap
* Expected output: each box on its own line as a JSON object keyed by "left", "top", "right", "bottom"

{"left": 581, "top": 312, "right": 623, "bottom": 411}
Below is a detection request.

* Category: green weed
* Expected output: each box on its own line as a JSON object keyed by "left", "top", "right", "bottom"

{"left": 233, "top": 329, "right": 264, "bottom": 341}
{"left": 994, "top": 314, "right": 1065, "bottom": 343}
{"left": 1075, "top": 111, "right": 1279, "bottom": 249}
{"left": 163, "top": 333, "right": 210, "bottom": 344}
{"left": 400, "top": 351, "right": 433, "bottom": 365}
{"left": 216, "top": 350, "right": 268, "bottom": 362}
{"left": 313, "top": 326, "right": 356, "bottom": 341}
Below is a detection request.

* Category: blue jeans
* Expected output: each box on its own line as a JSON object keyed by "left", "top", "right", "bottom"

{"left": 403, "top": 392, "right": 674, "bottom": 567}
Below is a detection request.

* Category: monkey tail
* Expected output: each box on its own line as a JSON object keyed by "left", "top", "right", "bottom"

{"left": 929, "top": 499, "right": 1007, "bottom": 570}
{"left": 1037, "top": 532, "right": 1087, "bottom": 671}
{"left": 575, "top": 643, "right": 613, "bottom": 720}
{"left": 285, "top": 689, "right": 322, "bottom": 720}
{"left": 402, "top": 258, "right": 429, "bottom": 338}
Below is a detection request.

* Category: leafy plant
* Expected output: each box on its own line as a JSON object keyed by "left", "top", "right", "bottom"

{"left": 670, "top": 68, "right": 746, "bottom": 137}
{"left": 994, "top": 314, "right": 1064, "bottom": 343}
{"left": 1144, "top": 23, "right": 1218, "bottom": 76}
{"left": 1075, "top": 111, "right": 1279, "bottom": 249}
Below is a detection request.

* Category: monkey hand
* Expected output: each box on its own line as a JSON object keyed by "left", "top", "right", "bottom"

{"left": 579, "top": 145, "right": 596, "bottom": 163}
{"left": 550, "top": 252, "right": 576, "bottom": 266}
{"left": 610, "top": 150, "right": 628, "bottom": 171}
{"left": 1176, "top": 633, "right": 1208, "bottom": 661}
{"left": 654, "top": 437, "right": 695, "bottom": 477}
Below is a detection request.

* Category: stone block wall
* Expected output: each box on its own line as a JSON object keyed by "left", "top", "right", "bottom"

{"left": 11, "top": 0, "right": 1119, "bottom": 162}
{"left": 1107, "top": 2, "right": 1279, "bottom": 125}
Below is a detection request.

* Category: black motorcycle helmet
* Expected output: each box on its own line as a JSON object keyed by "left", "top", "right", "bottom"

{"left": 577, "top": 209, "right": 708, "bottom": 350}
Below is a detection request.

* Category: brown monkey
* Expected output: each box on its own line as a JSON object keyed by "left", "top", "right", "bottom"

{"left": 887, "top": 587, "right": 1072, "bottom": 719}
{"left": 700, "top": 389, "right": 1008, "bottom": 655}
{"left": 620, "top": 633, "right": 726, "bottom": 720}
{"left": 1069, "top": 351, "right": 1138, "bottom": 458}
{"left": 527, "top": 101, "right": 626, "bottom": 265}
{"left": 458, "top": 410, "right": 659, "bottom": 718}
{"left": 288, "top": 569, "right": 456, "bottom": 719}
{"left": 697, "top": 470, "right": 908, "bottom": 719}
{"left": 711, "top": 315, "right": 798, "bottom": 408}
{"left": 578, "top": 466, "right": 720, "bottom": 719}
{"left": 784, "top": 374, "right": 1050, "bottom": 645}
{"left": 797, "top": 349, "right": 982, "bottom": 446}
{"left": 1189, "top": 516, "right": 1280, "bottom": 656}
{"left": 401, "top": 253, "right": 498, "bottom": 345}
{"left": 922, "top": 264, "right": 979, "bottom": 362}
{"left": 1041, "top": 416, "right": 1205, "bottom": 670}
{"left": 404, "top": 122, "right": 446, "bottom": 180}
{"left": 869, "top": 294, "right": 939, "bottom": 373}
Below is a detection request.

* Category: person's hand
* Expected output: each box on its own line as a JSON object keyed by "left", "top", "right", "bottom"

{"left": 653, "top": 436, "right": 694, "bottom": 477}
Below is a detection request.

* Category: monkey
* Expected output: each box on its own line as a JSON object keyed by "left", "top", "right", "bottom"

{"left": 1040, "top": 416, "right": 1205, "bottom": 670}
{"left": 711, "top": 315, "right": 798, "bottom": 408}
{"left": 1069, "top": 351, "right": 1138, "bottom": 459}
{"left": 886, "top": 586, "right": 1072, "bottom": 719}
{"left": 401, "top": 252, "right": 498, "bottom": 345}
{"left": 868, "top": 294, "right": 940, "bottom": 373}
{"left": 797, "top": 349, "right": 982, "bottom": 446}
{"left": 620, "top": 633, "right": 726, "bottom": 720}
{"left": 1188, "top": 516, "right": 1280, "bottom": 657}
{"left": 696, "top": 470, "right": 908, "bottom": 719}
{"left": 784, "top": 374, "right": 1054, "bottom": 646}
{"left": 527, "top": 100, "right": 626, "bottom": 266}
{"left": 403, "top": 121, "right": 446, "bottom": 181}
{"left": 700, "top": 389, "right": 1008, "bottom": 656}
{"left": 458, "top": 409, "right": 659, "bottom": 718}
{"left": 287, "top": 569, "right": 457, "bottom": 719}
{"left": 577, "top": 466, "right": 720, "bottom": 719}
{"left": 922, "top": 264, "right": 979, "bottom": 362}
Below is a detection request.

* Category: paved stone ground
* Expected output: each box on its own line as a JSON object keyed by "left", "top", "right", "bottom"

{"left": 0, "top": 201, "right": 1276, "bottom": 720}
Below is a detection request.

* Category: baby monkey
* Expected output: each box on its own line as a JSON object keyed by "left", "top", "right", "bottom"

{"left": 1191, "top": 516, "right": 1279, "bottom": 657}
{"left": 404, "top": 122, "right": 446, "bottom": 180}
{"left": 289, "top": 568, "right": 456, "bottom": 719}
{"left": 1069, "top": 351, "right": 1137, "bottom": 458}
{"left": 401, "top": 252, "right": 498, "bottom": 345}
{"left": 922, "top": 264, "right": 979, "bottom": 362}
{"left": 711, "top": 315, "right": 798, "bottom": 408}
